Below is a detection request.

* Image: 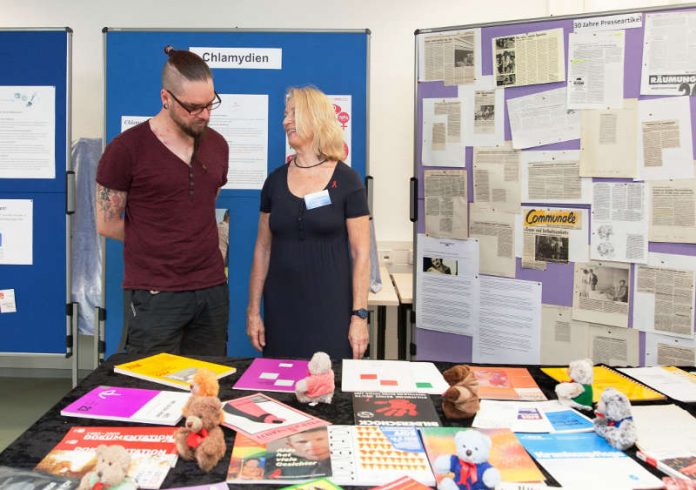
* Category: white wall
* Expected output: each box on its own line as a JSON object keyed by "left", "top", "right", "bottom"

{"left": 0, "top": 0, "right": 681, "bottom": 242}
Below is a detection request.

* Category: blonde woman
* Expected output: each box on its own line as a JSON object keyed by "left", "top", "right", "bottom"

{"left": 246, "top": 86, "right": 370, "bottom": 359}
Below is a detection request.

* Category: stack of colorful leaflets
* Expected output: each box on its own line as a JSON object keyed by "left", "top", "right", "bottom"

{"left": 541, "top": 364, "right": 666, "bottom": 402}
{"left": 35, "top": 426, "right": 178, "bottom": 489}
{"left": 113, "top": 353, "right": 237, "bottom": 390}
{"left": 233, "top": 358, "right": 310, "bottom": 392}
{"left": 468, "top": 367, "right": 547, "bottom": 401}
{"left": 473, "top": 399, "right": 593, "bottom": 433}
{"left": 517, "top": 432, "right": 664, "bottom": 489}
{"left": 222, "top": 393, "right": 329, "bottom": 443}
{"left": 227, "top": 425, "right": 436, "bottom": 486}
{"left": 0, "top": 465, "right": 79, "bottom": 490}
{"left": 60, "top": 385, "right": 190, "bottom": 425}
{"left": 341, "top": 360, "right": 448, "bottom": 394}
{"left": 632, "top": 404, "right": 696, "bottom": 481}
{"left": 279, "top": 478, "right": 343, "bottom": 489}
{"left": 618, "top": 366, "right": 696, "bottom": 403}
{"left": 419, "top": 427, "right": 544, "bottom": 486}
{"left": 352, "top": 392, "right": 440, "bottom": 427}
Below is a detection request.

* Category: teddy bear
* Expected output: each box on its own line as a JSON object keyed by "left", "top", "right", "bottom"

{"left": 433, "top": 430, "right": 501, "bottom": 490}
{"left": 554, "top": 358, "right": 594, "bottom": 411}
{"left": 295, "top": 351, "right": 335, "bottom": 405}
{"left": 175, "top": 395, "right": 227, "bottom": 472}
{"left": 593, "top": 387, "right": 637, "bottom": 451}
{"left": 441, "top": 364, "right": 480, "bottom": 419}
{"left": 78, "top": 444, "right": 136, "bottom": 490}
{"left": 190, "top": 368, "right": 220, "bottom": 397}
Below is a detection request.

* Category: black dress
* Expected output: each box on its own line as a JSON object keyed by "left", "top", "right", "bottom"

{"left": 260, "top": 162, "right": 370, "bottom": 359}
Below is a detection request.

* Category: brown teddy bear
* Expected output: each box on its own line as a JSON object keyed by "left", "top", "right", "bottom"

{"left": 175, "top": 395, "right": 227, "bottom": 472}
{"left": 77, "top": 444, "right": 136, "bottom": 490}
{"left": 441, "top": 364, "right": 481, "bottom": 419}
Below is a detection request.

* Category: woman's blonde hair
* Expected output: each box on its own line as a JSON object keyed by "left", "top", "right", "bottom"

{"left": 287, "top": 86, "right": 346, "bottom": 161}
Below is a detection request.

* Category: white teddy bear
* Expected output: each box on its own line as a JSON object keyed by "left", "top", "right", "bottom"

{"left": 555, "top": 358, "right": 594, "bottom": 411}
{"left": 295, "top": 352, "right": 335, "bottom": 405}
{"left": 593, "top": 387, "right": 637, "bottom": 451}
{"left": 433, "top": 430, "right": 501, "bottom": 490}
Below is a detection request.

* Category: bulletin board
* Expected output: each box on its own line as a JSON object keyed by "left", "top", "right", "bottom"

{"left": 0, "top": 28, "right": 73, "bottom": 355}
{"left": 413, "top": 5, "right": 696, "bottom": 365}
{"left": 103, "top": 29, "right": 369, "bottom": 358}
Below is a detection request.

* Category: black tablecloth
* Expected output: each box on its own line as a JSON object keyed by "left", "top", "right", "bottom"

{"left": 0, "top": 354, "right": 691, "bottom": 488}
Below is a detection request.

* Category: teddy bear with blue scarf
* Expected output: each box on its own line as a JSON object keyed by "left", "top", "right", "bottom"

{"left": 433, "top": 430, "right": 500, "bottom": 490}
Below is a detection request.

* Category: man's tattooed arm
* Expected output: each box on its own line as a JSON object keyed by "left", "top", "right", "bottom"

{"left": 96, "top": 183, "right": 127, "bottom": 240}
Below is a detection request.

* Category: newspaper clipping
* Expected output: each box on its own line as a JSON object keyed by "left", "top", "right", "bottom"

{"left": 493, "top": 28, "right": 565, "bottom": 88}
{"left": 589, "top": 324, "right": 639, "bottom": 366}
{"left": 469, "top": 203, "right": 516, "bottom": 278}
{"left": 572, "top": 261, "right": 630, "bottom": 328}
{"left": 424, "top": 169, "right": 468, "bottom": 239}
{"left": 648, "top": 180, "right": 696, "bottom": 243}
{"left": 473, "top": 144, "right": 521, "bottom": 213}
{"left": 474, "top": 90, "right": 495, "bottom": 135}
{"left": 522, "top": 208, "right": 580, "bottom": 270}
{"left": 645, "top": 332, "right": 696, "bottom": 366}
{"left": 521, "top": 150, "right": 591, "bottom": 204}
{"left": 636, "top": 265, "right": 695, "bottom": 338}
{"left": 422, "top": 30, "right": 478, "bottom": 85}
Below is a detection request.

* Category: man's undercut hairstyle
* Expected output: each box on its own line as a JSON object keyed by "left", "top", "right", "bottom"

{"left": 162, "top": 45, "right": 212, "bottom": 91}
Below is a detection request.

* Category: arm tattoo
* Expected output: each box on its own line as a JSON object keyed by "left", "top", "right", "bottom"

{"left": 97, "top": 184, "right": 127, "bottom": 221}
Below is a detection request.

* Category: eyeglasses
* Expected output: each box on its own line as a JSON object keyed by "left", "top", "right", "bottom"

{"left": 166, "top": 89, "right": 221, "bottom": 115}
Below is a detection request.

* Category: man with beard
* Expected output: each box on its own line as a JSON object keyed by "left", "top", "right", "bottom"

{"left": 96, "top": 47, "right": 229, "bottom": 356}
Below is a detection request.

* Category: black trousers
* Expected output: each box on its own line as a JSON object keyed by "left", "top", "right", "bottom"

{"left": 123, "top": 283, "right": 229, "bottom": 356}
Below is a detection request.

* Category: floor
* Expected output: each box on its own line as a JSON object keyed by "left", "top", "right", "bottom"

{"left": 0, "top": 377, "right": 73, "bottom": 453}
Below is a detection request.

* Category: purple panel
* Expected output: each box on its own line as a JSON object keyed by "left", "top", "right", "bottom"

{"left": 649, "top": 242, "right": 696, "bottom": 256}
{"left": 414, "top": 328, "right": 472, "bottom": 362}
{"left": 624, "top": 16, "right": 644, "bottom": 98}
{"left": 515, "top": 259, "right": 574, "bottom": 306}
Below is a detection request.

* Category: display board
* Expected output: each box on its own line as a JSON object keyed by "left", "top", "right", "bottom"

{"left": 103, "top": 29, "right": 369, "bottom": 357}
{"left": 0, "top": 29, "right": 73, "bottom": 354}
{"left": 413, "top": 5, "right": 696, "bottom": 366}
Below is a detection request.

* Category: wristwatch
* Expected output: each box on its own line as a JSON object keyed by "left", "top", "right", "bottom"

{"left": 351, "top": 308, "right": 369, "bottom": 320}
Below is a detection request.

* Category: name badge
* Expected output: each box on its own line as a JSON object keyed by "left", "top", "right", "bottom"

{"left": 304, "top": 190, "right": 332, "bottom": 210}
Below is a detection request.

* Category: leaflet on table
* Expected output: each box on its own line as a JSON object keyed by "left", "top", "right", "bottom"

{"left": 222, "top": 393, "right": 329, "bottom": 443}
{"left": 415, "top": 234, "right": 479, "bottom": 336}
{"left": 472, "top": 399, "right": 593, "bottom": 433}
{"left": 618, "top": 366, "right": 696, "bottom": 403}
{"left": 507, "top": 87, "right": 579, "bottom": 150}
{"left": 571, "top": 261, "right": 630, "bottom": 328}
{"left": 631, "top": 404, "right": 696, "bottom": 480}
{"left": 60, "top": 385, "right": 190, "bottom": 425}
{"left": 492, "top": 28, "right": 565, "bottom": 88}
{"left": 468, "top": 366, "right": 546, "bottom": 401}
{"left": 419, "top": 427, "right": 544, "bottom": 484}
{"left": 227, "top": 425, "right": 436, "bottom": 486}
{"left": 518, "top": 207, "right": 589, "bottom": 271}
{"left": 279, "top": 478, "right": 343, "bottom": 490}
{"left": 368, "top": 476, "right": 433, "bottom": 490}
{"left": 233, "top": 358, "right": 310, "bottom": 393}
{"left": 423, "top": 169, "right": 468, "bottom": 240}
{"left": 165, "top": 484, "right": 230, "bottom": 490}
{"left": 468, "top": 204, "right": 516, "bottom": 278}
{"left": 637, "top": 97, "right": 694, "bottom": 181}
{"left": 648, "top": 179, "right": 696, "bottom": 243}
{"left": 352, "top": 392, "right": 441, "bottom": 427}
{"left": 113, "top": 352, "right": 237, "bottom": 390}
{"left": 566, "top": 30, "right": 624, "bottom": 110}
{"left": 341, "top": 360, "right": 449, "bottom": 395}
{"left": 0, "top": 466, "right": 79, "bottom": 490}
{"left": 644, "top": 331, "right": 696, "bottom": 367}
{"left": 35, "top": 426, "right": 178, "bottom": 489}
{"left": 473, "top": 276, "right": 542, "bottom": 365}
{"left": 633, "top": 252, "right": 696, "bottom": 339}
{"left": 640, "top": 11, "right": 696, "bottom": 96}
{"left": 472, "top": 143, "right": 521, "bottom": 214}
{"left": 590, "top": 182, "right": 648, "bottom": 264}
{"left": 540, "top": 305, "right": 592, "bottom": 365}
{"left": 418, "top": 29, "right": 482, "bottom": 85}
{"left": 517, "top": 432, "right": 663, "bottom": 489}
{"left": 520, "top": 150, "right": 592, "bottom": 205}
{"left": 541, "top": 365, "right": 666, "bottom": 402}
{"left": 579, "top": 99, "right": 639, "bottom": 178}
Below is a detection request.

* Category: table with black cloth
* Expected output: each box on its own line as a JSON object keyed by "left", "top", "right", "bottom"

{"left": 0, "top": 354, "right": 692, "bottom": 489}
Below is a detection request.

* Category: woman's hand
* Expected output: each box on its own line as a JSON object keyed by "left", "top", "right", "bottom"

{"left": 246, "top": 313, "right": 266, "bottom": 352}
{"left": 348, "top": 316, "right": 369, "bottom": 359}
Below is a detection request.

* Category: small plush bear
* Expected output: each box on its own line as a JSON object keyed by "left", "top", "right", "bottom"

{"left": 441, "top": 364, "right": 480, "bottom": 419}
{"left": 78, "top": 444, "right": 136, "bottom": 490}
{"left": 295, "top": 352, "right": 335, "bottom": 405}
{"left": 593, "top": 387, "right": 637, "bottom": 451}
{"left": 175, "top": 396, "right": 227, "bottom": 472}
{"left": 555, "top": 358, "right": 594, "bottom": 411}
{"left": 190, "top": 368, "right": 220, "bottom": 398}
{"left": 434, "top": 430, "right": 501, "bottom": 490}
